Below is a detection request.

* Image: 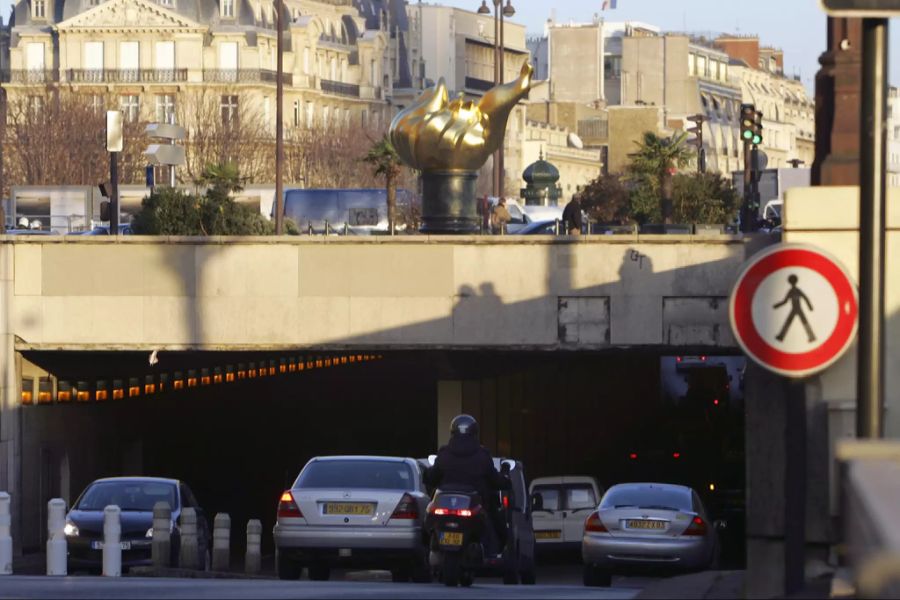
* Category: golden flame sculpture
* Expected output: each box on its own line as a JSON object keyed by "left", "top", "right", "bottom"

{"left": 390, "top": 61, "right": 534, "bottom": 171}
{"left": 389, "top": 61, "right": 534, "bottom": 233}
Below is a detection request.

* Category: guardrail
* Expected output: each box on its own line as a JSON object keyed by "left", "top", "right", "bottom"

{"left": 66, "top": 69, "right": 188, "bottom": 83}
{"left": 320, "top": 79, "right": 360, "bottom": 98}
{"left": 837, "top": 440, "right": 900, "bottom": 599}
{"left": 203, "top": 69, "right": 292, "bottom": 85}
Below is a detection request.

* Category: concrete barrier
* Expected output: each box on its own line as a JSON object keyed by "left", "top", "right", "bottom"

{"left": 102, "top": 505, "right": 121, "bottom": 577}
{"left": 151, "top": 501, "right": 171, "bottom": 568}
{"left": 211, "top": 513, "right": 230, "bottom": 572}
{"left": 245, "top": 519, "right": 261, "bottom": 575}
{"left": 46, "top": 498, "right": 66, "bottom": 576}
{"left": 178, "top": 508, "right": 199, "bottom": 570}
{"left": 0, "top": 492, "right": 11, "bottom": 575}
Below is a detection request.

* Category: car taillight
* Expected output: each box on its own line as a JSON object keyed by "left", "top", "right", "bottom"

{"left": 584, "top": 511, "right": 608, "bottom": 533}
{"left": 390, "top": 494, "right": 418, "bottom": 520}
{"left": 277, "top": 490, "right": 303, "bottom": 519}
{"left": 683, "top": 516, "right": 707, "bottom": 536}
{"left": 430, "top": 506, "right": 479, "bottom": 518}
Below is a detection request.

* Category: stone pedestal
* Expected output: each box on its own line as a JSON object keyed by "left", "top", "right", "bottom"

{"left": 420, "top": 171, "right": 480, "bottom": 235}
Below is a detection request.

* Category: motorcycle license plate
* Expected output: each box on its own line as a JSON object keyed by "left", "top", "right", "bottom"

{"left": 439, "top": 532, "right": 463, "bottom": 547}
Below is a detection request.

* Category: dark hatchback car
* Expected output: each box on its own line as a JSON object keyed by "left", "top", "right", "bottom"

{"left": 65, "top": 477, "right": 210, "bottom": 571}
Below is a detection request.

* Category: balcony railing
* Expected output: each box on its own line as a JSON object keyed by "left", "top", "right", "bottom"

{"left": 7, "top": 70, "right": 59, "bottom": 84}
{"left": 66, "top": 69, "right": 188, "bottom": 83}
{"left": 203, "top": 69, "right": 292, "bottom": 85}
{"left": 465, "top": 76, "right": 493, "bottom": 92}
{"left": 321, "top": 79, "right": 360, "bottom": 98}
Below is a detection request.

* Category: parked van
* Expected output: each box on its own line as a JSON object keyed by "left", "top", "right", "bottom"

{"left": 280, "top": 188, "right": 416, "bottom": 234}
{"left": 529, "top": 476, "right": 603, "bottom": 551}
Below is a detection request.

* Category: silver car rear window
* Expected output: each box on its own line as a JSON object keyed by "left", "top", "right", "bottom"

{"left": 296, "top": 460, "right": 414, "bottom": 491}
{"left": 600, "top": 485, "right": 692, "bottom": 511}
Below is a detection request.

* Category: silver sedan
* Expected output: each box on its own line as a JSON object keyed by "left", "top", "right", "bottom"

{"left": 582, "top": 483, "right": 719, "bottom": 587}
{"left": 273, "top": 456, "right": 431, "bottom": 583}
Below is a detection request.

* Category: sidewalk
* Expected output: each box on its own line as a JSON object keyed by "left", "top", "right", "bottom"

{"left": 636, "top": 570, "right": 744, "bottom": 599}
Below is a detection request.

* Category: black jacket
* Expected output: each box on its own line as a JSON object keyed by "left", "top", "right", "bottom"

{"left": 562, "top": 199, "right": 583, "bottom": 231}
{"left": 424, "top": 436, "right": 510, "bottom": 505}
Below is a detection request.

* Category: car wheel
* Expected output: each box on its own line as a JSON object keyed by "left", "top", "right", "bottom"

{"left": 503, "top": 567, "right": 519, "bottom": 585}
{"left": 411, "top": 553, "right": 433, "bottom": 583}
{"left": 583, "top": 563, "right": 612, "bottom": 587}
{"left": 441, "top": 553, "right": 460, "bottom": 587}
{"left": 307, "top": 565, "right": 331, "bottom": 581}
{"left": 276, "top": 550, "right": 303, "bottom": 581}
{"left": 459, "top": 571, "right": 474, "bottom": 587}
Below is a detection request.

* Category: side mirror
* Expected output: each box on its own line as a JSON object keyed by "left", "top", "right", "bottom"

{"left": 531, "top": 493, "right": 544, "bottom": 512}
{"left": 500, "top": 459, "right": 516, "bottom": 473}
{"left": 714, "top": 519, "right": 727, "bottom": 531}
{"left": 427, "top": 454, "right": 437, "bottom": 467}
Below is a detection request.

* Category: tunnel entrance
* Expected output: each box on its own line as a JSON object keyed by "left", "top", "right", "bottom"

{"left": 18, "top": 349, "right": 745, "bottom": 566}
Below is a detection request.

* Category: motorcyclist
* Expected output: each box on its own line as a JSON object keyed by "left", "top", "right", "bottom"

{"left": 424, "top": 414, "right": 511, "bottom": 553}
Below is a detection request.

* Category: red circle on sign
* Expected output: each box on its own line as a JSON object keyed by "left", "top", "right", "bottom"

{"left": 729, "top": 244, "right": 858, "bottom": 378}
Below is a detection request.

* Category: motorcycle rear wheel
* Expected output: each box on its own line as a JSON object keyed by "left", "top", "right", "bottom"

{"left": 441, "top": 553, "right": 461, "bottom": 587}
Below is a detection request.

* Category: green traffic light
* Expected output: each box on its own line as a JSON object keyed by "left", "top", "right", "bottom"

{"left": 743, "top": 130, "right": 753, "bottom": 140}
{"left": 752, "top": 134, "right": 762, "bottom": 145}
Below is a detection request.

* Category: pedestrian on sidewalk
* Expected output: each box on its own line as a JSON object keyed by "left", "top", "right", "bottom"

{"left": 491, "top": 197, "right": 511, "bottom": 235}
{"left": 562, "top": 194, "right": 583, "bottom": 235}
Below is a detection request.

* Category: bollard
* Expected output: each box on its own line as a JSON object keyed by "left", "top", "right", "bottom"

{"left": 0, "top": 492, "right": 12, "bottom": 575}
{"left": 102, "top": 505, "right": 121, "bottom": 577}
{"left": 178, "top": 508, "right": 199, "bottom": 570}
{"left": 211, "top": 513, "right": 230, "bottom": 572}
{"left": 151, "top": 501, "right": 171, "bottom": 568}
{"left": 46, "top": 498, "right": 67, "bottom": 576}
{"left": 244, "top": 519, "right": 261, "bottom": 575}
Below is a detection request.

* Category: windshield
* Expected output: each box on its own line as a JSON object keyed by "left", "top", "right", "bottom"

{"left": 295, "top": 460, "right": 414, "bottom": 491}
{"left": 76, "top": 481, "right": 177, "bottom": 512}
{"left": 600, "top": 485, "right": 692, "bottom": 511}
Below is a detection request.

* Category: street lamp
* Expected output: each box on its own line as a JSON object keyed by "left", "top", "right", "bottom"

{"left": 476, "top": 0, "right": 515, "bottom": 198}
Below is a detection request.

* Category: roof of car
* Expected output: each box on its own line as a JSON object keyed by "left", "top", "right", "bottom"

{"left": 606, "top": 482, "right": 693, "bottom": 494}
{"left": 91, "top": 476, "right": 180, "bottom": 485}
{"left": 312, "top": 455, "right": 413, "bottom": 463}
{"left": 530, "top": 476, "right": 599, "bottom": 487}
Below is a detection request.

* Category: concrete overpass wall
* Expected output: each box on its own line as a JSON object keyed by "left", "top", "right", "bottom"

{"left": 4, "top": 235, "right": 756, "bottom": 351}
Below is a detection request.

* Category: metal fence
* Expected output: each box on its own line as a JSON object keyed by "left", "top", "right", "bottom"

{"left": 66, "top": 69, "right": 188, "bottom": 83}
{"left": 320, "top": 79, "right": 360, "bottom": 98}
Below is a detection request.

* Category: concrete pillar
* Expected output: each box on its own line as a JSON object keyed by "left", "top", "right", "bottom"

{"left": 0, "top": 242, "right": 21, "bottom": 554}
{"left": 244, "top": 519, "right": 261, "bottom": 575}
{"left": 211, "top": 513, "right": 230, "bottom": 572}
{"left": 436, "top": 380, "right": 463, "bottom": 447}
{"left": 46, "top": 498, "right": 66, "bottom": 576}
{"left": 0, "top": 491, "right": 11, "bottom": 574}
{"left": 102, "top": 505, "right": 121, "bottom": 577}
{"left": 151, "top": 501, "right": 171, "bottom": 568}
{"left": 177, "top": 507, "right": 199, "bottom": 570}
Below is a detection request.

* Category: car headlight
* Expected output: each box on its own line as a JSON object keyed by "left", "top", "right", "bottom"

{"left": 64, "top": 520, "right": 79, "bottom": 537}
{"left": 145, "top": 521, "right": 175, "bottom": 538}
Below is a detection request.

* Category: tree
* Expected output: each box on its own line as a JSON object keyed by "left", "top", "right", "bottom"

{"left": 627, "top": 132, "right": 695, "bottom": 223}
{"left": 363, "top": 136, "right": 403, "bottom": 235}
{"left": 671, "top": 172, "right": 740, "bottom": 225}
{"left": 579, "top": 174, "right": 631, "bottom": 225}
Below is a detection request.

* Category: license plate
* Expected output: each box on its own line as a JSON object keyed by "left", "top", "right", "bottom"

{"left": 324, "top": 502, "right": 374, "bottom": 516}
{"left": 90, "top": 541, "right": 132, "bottom": 550}
{"left": 439, "top": 531, "right": 463, "bottom": 547}
{"left": 535, "top": 530, "right": 562, "bottom": 540}
{"left": 625, "top": 519, "right": 666, "bottom": 530}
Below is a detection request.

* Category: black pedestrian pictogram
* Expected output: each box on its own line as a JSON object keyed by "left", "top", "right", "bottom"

{"left": 773, "top": 274, "right": 816, "bottom": 343}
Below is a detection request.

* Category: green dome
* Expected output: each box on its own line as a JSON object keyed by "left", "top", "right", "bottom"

{"left": 522, "top": 151, "right": 560, "bottom": 185}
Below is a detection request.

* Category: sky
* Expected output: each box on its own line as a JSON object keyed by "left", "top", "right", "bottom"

{"left": 429, "top": 0, "right": 900, "bottom": 91}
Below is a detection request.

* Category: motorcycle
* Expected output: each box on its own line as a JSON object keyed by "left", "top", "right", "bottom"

{"left": 424, "top": 458, "right": 519, "bottom": 587}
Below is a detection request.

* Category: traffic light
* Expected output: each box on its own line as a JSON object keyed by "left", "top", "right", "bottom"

{"left": 740, "top": 104, "right": 756, "bottom": 143}
{"left": 686, "top": 114, "right": 704, "bottom": 148}
{"left": 752, "top": 110, "right": 763, "bottom": 146}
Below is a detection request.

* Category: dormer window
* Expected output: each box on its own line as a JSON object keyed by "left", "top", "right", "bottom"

{"left": 32, "top": 0, "right": 46, "bottom": 19}
{"left": 222, "top": 0, "right": 234, "bottom": 18}
{"left": 158, "top": 0, "right": 173, "bottom": 6}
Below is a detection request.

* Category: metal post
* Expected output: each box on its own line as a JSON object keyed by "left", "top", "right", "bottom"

{"left": 109, "top": 152, "right": 119, "bottom": 233}
{"left": 492, "top": 3, "right": 500, "bottom": 198}
{"left": 168, "top": 113, "right": 176, "bottom": 188}
{"left": 275, "top": 0, "right": 285, "bottom": 235}
{"left": 857, "top": 17, "right": 888, "bottom": 439}
{"left": 498, "top": 1, "right": 505, "bottom": 200}
{"left": 750, "top": 145, "right": 760, "bottom": 227}
{"left": 741, "top": 140, "right": 752, "bottom": 232}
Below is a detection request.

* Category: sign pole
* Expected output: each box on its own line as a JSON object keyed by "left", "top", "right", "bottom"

{"left": 784, "top": 377, "right": 807, "bottom": 595}
{"left": 857, "top": 17, "right": 888, "bottom": 439}
{"left": 109, "top": 151, "right": 119, "bottom": 234}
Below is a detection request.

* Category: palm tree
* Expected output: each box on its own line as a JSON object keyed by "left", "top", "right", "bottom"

{"left": 363, "top": 136, "right": 403, "bottom": 235}
{"left": 628, "top": 132, "right": 695, "bottom": 223}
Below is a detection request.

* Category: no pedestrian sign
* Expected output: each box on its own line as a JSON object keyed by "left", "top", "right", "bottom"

{"left": 729, "top": 244, "right": 859, "bottom": 378}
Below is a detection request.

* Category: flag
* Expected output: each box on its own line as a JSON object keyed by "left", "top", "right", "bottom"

{"left": 601, "top": 0, "right": 617, "bottom": 10}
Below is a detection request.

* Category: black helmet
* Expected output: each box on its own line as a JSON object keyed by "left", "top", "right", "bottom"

{"left": 450, "top": 414, "right": 479, "bottom": 441}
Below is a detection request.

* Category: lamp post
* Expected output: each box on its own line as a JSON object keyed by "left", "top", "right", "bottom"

{"left": 274, "top": 0, "right": 285, "bottom": 234}
{"left": 477, "top": 0, "right": 515, "bottom": 199}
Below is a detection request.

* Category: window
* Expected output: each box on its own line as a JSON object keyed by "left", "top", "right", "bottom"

{"left": 361, "top": 109, "right": 367, "bottom": 129}
{"left": 292, "top": 100, "right": 300, "bottom": 127}
{"left": 158, "top": 0, "right": 172, "bottom": 5}
{"left": 221, "top": 0, "right": 234, "bottom": 18}
{"left": 120, "top": 41, "right": 139, "bottom": 78}
{"left": 531, "top": 486, "right": 561, "bottom": 511}
{"left": 119, "top": 94, "right": 140, "bottom": 122}
{"left": 85, "top": 41, "right": 104, "bottom": 75}
{"left": 330, "top": 57, "right": 337, "bottom": 81}
{"left": 303, "top": 47, "right": 310, "bottom": 73}
{"left": 295, "top": 460, "right": 414, "bottom": 491}
{"left": 322, "top": 105, "right": 330, "bottom": 126}
{"left": 155, "top": 94, "right": 175, "bottom": 123}
{"left": 155, "top": 41, "right": 175, "bottom": 71}
{"left": 26, "top": 42, "right": 45, "bottom": 71}
{"left": 218, "top": 41, "right": 238, "bottom": 79}
{"left": 90, "top": 95, "right": 103, "bottom": 113}
{"left": 566, "top": 485, "right": 598, "bottom": 511}
{"left": 600, "top": 485, "right": 692, "bottom": 511}
{"left": 220, "top": 94, "right": 239, "bottom": 125}
{"left": 27, "top": 95, "right": 43, "bottom": 117}
{"left": 306, "top": 102, "right": 314, "bottom": 128}
{"left": 688, "top": 54, "right": 695, "bottom": 76}
{"left": 263, "top": 96, "right": 270, "bottom": 126}
{"left": 32, "top": 0, "right": 46, "bottom": 18}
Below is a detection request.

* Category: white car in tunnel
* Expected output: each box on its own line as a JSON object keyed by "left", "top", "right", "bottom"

{"left": 273, "top": 456, "right": 431, "bottom": 582}
{"left": 582, "top": 482, "right": 719, "bottom": 587}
